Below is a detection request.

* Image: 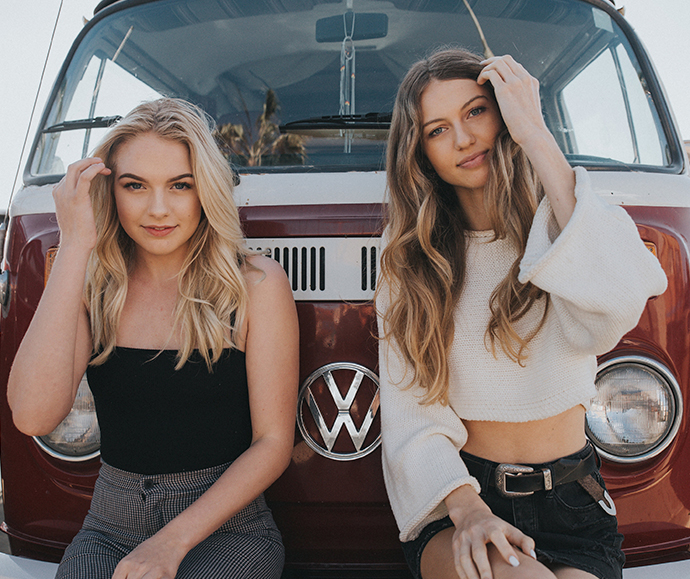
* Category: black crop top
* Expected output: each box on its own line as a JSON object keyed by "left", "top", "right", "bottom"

{"left": 87, "top": 347, "right": 252, "bottom": 475}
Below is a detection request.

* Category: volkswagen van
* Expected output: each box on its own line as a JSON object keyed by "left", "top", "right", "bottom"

{"left": 1, "top": 0, "right": 689, "bottom": 577}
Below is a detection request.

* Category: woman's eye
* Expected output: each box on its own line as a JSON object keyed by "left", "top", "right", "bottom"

{"left": 428, "top": 126, "right": 444, "bottom": 138}
{"left": 123, "top": 182, "right": 143, "bottom": 190}
{"left": 172, "top": 182, "right": 192, "bottom": 191}
{"left": 468, "top": 106, "right": 486, "bottom": 118}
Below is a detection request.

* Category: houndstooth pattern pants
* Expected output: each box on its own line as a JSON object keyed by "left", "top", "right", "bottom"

{"left": 55, "top": 461, "right": 284, "bottom": 579}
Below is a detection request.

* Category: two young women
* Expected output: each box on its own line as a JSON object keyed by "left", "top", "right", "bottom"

{"left": 8, "top": 99, "right": 298, "bottom": 579}
{"left": 8, "top": 48, "right": 667, "bottom": 579}
{"left": 377, "top": 48, "right": 667, "bottom": 579}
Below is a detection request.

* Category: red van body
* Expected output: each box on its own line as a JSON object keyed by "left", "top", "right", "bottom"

{"left": 1, "top": 0, "right": 689, "bottom": 577}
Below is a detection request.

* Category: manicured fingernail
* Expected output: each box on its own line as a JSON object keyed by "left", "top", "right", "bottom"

{"left": 530, "top": 549, "right": 537, "bottom": 559}
{"left": 509, "top": 556, "right": 519, "bottom": 567}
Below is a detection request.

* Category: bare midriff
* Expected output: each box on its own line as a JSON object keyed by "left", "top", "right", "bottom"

{"left": 462, "top": 404, "right": 588, "bottom": 464}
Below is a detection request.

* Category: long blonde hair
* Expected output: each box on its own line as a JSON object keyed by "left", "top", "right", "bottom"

{"left": 378, "top": 48, "right": 548, "bottom": 405}
{"left": 86, "top": 98, "right": 252, "bottom": 370}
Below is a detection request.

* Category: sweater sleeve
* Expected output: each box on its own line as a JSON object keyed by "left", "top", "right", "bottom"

{"left": 519, "top": 166, "right": 667, "bottom": 355}
{"left": 376, "top": 287, "right": 481, "bottom": 542}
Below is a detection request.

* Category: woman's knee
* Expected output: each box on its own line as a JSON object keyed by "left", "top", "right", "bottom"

{"left": 420, "top": 530, "right": 556, "bottom": 579}
{"left": 486, "top": 546, "right": 556, "bottom": 579}
{"left": 420, "top": 527, "right": 456, "bottom": 578}
{"left": 176, "top": 533, "right": 284, "bottom": 579}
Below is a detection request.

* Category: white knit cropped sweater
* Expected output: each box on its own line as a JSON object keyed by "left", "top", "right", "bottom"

{"left": 376, "top": 167, "right": 668, "bottom": 542}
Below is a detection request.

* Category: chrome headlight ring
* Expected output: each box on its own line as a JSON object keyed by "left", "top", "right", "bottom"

{"left": 33, "top": 375, "right": 101, "bottom": 462}
{"left": 586, "top": 356, "right": 682, "bottom": 464}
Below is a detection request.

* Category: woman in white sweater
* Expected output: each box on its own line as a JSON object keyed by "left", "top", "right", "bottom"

{"left": 376, "top": 48, "right": 667, "bottom": 579}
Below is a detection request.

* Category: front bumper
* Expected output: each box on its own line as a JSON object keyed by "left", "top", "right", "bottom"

{"left": 0, "top": 554, "right": 57, "bottom": 579}
{"left": 624, "top": 559, "right": 690, "bottom": 578}
{"left": 0, "top": 551, "right": 687, "bottom": 578}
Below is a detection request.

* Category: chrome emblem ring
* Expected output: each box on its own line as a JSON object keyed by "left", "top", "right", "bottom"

{"left": 297, "top": 362, "right": 381, "bottom": 461}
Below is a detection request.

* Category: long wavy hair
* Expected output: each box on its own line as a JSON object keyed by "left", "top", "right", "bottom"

{"left": 378, "top": 48, "right": 548, "bottom": 405}
{"left": 85, "top": 98, "right": 253, "bottom": 370}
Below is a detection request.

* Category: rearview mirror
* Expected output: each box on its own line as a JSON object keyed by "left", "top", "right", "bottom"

{"left": 316, "top": 12, "right": 388, "bottom": 42}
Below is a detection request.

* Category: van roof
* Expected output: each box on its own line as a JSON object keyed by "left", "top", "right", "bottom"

{"left": 94, "top": 0, "right": 617, "bottom": 15}
{"left": 94, "top": 0, "right": 125, "bottom": 14}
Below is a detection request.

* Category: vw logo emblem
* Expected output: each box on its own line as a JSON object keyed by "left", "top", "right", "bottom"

{"left": 297, "top": 362, "right": 381, "bottom": 461}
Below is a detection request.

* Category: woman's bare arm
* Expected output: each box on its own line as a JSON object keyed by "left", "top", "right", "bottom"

{"left": 478, "top": 55, "right": 576, "bottom": 230}
{"left": 8, "top": 158, "right": 108, "bottom": 435}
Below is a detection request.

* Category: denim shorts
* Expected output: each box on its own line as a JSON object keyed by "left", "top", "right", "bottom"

{"left": 401, "top": 444, "right": 625, "bottom": 579}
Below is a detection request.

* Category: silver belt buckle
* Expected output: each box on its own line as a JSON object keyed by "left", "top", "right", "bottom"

{"left": 495, "top": 463, "right": 551, "bottom": 498}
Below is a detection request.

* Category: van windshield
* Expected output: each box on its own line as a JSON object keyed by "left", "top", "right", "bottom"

{"left": 31, "top": 0, "right": 669, "bottom": 176}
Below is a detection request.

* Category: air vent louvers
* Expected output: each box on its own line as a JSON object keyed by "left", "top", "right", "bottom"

{"left": 248, "top": 238, "right": 379, "bottom": 301}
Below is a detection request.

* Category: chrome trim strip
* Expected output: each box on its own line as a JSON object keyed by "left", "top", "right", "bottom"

{"left": 32, "top": 436, "right": 101, "bottom": 463}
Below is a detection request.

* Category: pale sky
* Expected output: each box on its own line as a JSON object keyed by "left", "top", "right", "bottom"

{"left": 1, "top": 0, "right": 688, "bottom": 209}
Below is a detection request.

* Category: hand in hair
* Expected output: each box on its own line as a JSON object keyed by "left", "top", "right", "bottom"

{"left": 478, "top": 54, "right": 576, "bottom": 230}
{"left": 476, "top": 55, "right": 547, "bottom": 150}
{"left": 52, "top": 157, "right": 111, "bottom": 251}
{"left": 8, "top": 157, "right": 108, "bottom": 435}
{"left": 444, "top": 484, "right": 537, "bottom": 579}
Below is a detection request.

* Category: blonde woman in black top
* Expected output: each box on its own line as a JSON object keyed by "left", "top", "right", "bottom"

{"left": 9, "top": 98, "right": 298, "bottom": 579}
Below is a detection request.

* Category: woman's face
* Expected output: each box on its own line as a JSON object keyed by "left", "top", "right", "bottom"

{"left": 420, "top": 77, "right": 503, "bottom": 199}
{"left": 112, "top": 133, "right": 202, "bottom": 264}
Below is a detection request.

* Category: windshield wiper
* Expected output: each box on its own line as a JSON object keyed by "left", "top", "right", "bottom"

{"left": 42, "top": 115, "right": 122, "bottom": 134}
{"left": 280, "top": 112, "right": 391, "bottom": 133}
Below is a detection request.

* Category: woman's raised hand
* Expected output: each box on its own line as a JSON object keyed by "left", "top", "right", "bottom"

{"left": 478, "top": 54, "right": 576, "bottom": 229}
{"left": 8, "top": 157, "right": 109, "bottom": 436}
{"left": 52, "top": 157, "right": 111, "bottom": 251}
{"left": 446, "top": 485, "right": 536, "bottom": 579}
{"left": 477, "top": 55, "right": 548, "bottom": 150}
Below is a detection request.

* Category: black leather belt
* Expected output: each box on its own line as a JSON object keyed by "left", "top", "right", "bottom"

{"left": 464, "top": 443, "right": 598, "bottom": 499}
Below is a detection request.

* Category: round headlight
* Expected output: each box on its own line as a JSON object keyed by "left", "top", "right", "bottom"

{"left": 34, "top": 375, "right": 101, "bottom": 461}
{"left": 586, "top": 356, "right": 682, "bottom": 463}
